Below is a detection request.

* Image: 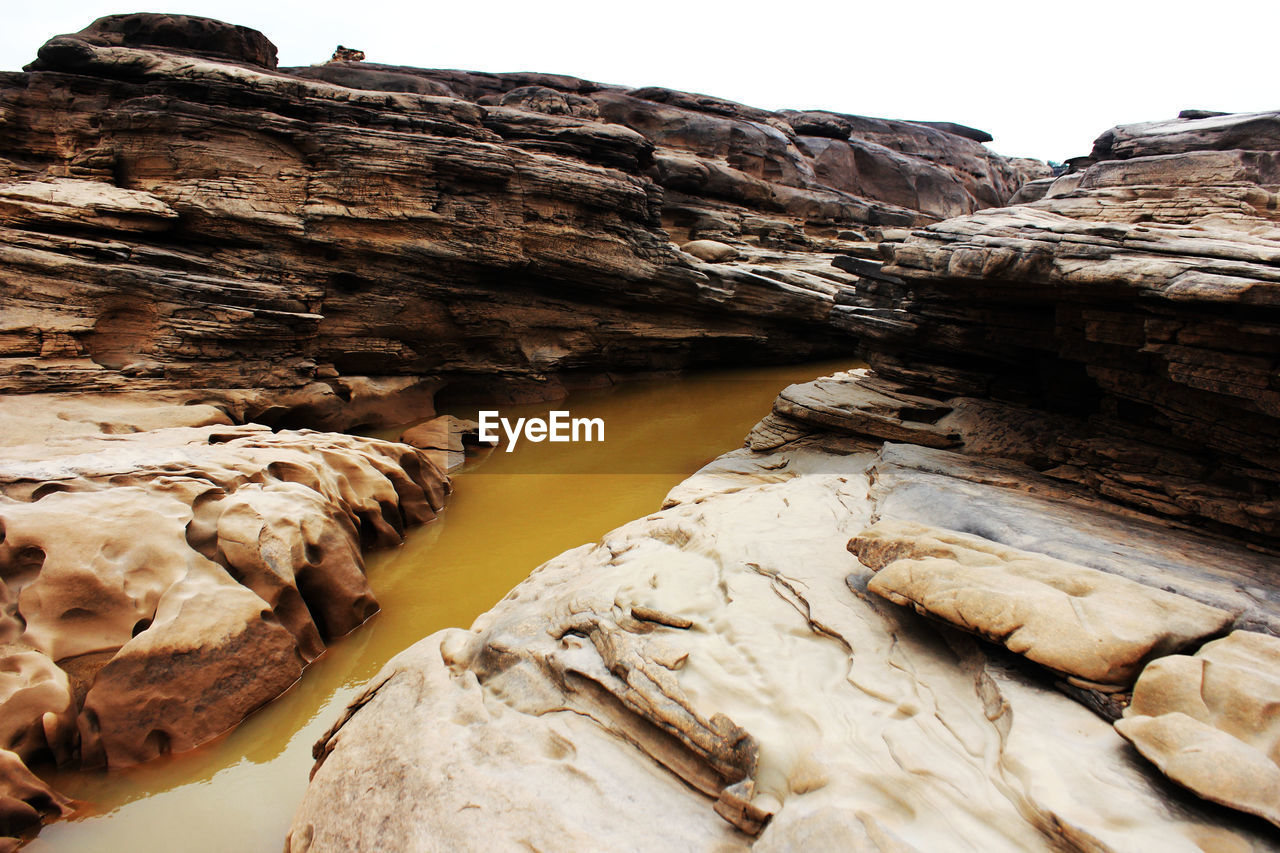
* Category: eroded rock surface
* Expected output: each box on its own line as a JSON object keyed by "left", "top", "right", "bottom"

{"left": 293, "top": 421, "right": 1280, "bottom": 851}
{"left": 0, "top": 15, "right": 1044, "bottom": 840}
{"left": 866, "top": 109, "right": 1280, "bottom": 542}
{"left": 852, "top": 521, "right": 1233, "bottom": 689}
{"left": 293, "top": 116, "right": 1280, "bottom": 843}
{"left": 0, "top": 423, "right": 447, "bottom": 781}
{"left": 1116, "top": 631, "right": 1280, "bottom": 827}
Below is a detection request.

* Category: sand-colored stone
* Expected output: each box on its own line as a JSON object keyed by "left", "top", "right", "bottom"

{"left": 1116, "top": 713, "right": 1280, "bottom": 828}
{"left": 1116, "top": 630, "right": 1280, "bottom": 826}
{"left": 0, "top": 423, "right": 448, "bottom": 773}
{"left": 680, "top": 240, "right": 741, "bottom": 263}
{"left": 399, "top": 416, "right": 489, "bottom": 472}
{"left": 852, "top": 521, "right": 1234, "bottom": 687}
{"left": 0, "top": 646, "right": 75, "bottom": 764}
{"left": 292, "top": 433, "right": 1277, "bottom": 851}
{"left": 1127, "top": 630, "right": 1280, "bottom": 760}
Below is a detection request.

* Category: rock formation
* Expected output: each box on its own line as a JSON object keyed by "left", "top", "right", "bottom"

{"left": 0, "top": 421, "right": 448, "bottom": 770}
{"left": 292, "top": 109, "right": 1280, "bottom": 850}
{"left": 860, "top": 110, "right": 1280, "bottom": 543}
{"left": 0, "top": 13, "right": 1040, "bottom": 420}
{"left": 292, "top": 424, "right": 1280, "bottom": 851}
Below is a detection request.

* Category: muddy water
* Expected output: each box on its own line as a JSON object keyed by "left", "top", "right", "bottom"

{"left": 30, "top": 359, "right": 855, "bottom": 853}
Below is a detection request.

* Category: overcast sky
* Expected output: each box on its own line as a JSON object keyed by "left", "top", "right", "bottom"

{"left": 3, "top": 2, "right": 1276, "bottom": 162}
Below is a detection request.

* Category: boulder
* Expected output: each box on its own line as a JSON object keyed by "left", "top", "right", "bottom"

{"left": 1116, "top": 631, "right": 1280, "bottom": 826}
{"left": 851, "top": 521, "right": 1234, "bottom": 688}
{"left": 30, "top": 13, "right": 278, "bottom": 70}
{"left": 679, "top": 239, "right": 741, "bottom": 263}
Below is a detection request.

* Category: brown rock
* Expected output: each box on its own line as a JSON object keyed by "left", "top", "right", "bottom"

{"left": 78, "top": 572, "right": 305, "bottom": 767}
{"left": 872, "top": 109, "right": 1280, "bottom": 541}
{"left": 680, "top": 239, "right": 741, "bottom": 263}
{"left": 29, "top": 13, "right": 278, "bottom": 70}
{"left": 0, "top": 748, "right": 72, "bottom": 838}
{"left": 329, "top": 45, "right": 364, "bottom": 63}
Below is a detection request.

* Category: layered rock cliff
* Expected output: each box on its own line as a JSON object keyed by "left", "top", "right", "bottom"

{"left": 0, "top": 13, "right": 1039, "bottom": 419}
{"left": 291, "top": 113, "right": 1280, "bottom": 850}
{"left": 866, "top": 110, "right": 1280, "bottom": 542}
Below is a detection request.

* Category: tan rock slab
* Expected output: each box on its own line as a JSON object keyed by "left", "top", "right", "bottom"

{"left": 851, "top": 520, "right": 1234, "bottom": 687}
{"left": 1116, "top": 630, "right": 1280, "bottom": 826}
{"left": 1115, "top": 712, "right": 1280, "bottom": 828}
{"left": 1127, "top": 630, "right": 1280, "bottom": 762}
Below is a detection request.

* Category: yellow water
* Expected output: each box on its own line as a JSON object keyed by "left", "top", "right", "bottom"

{"left": 30, "top": 359, "right": 855, "bottom": 853}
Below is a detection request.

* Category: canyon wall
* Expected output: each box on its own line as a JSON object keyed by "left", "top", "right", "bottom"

{"left": 0, "top": 13, "right": 1040, "bottom": 424}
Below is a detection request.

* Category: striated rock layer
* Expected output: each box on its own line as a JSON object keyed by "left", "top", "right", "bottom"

{"left": 857, "top": 110, "right": 1280, "bottom": 542}
{"left": 0, "top": 13, "right": 1038, "bottom": 421}
{"left": 0, "top": 13, "right": 1048, "bottom": 841}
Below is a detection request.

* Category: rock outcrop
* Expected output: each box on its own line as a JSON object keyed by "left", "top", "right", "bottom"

{"left": 292, "top": 419, "right": 1280, "bottom": 851}
{"left": 0, "top": 12, "right": 1045, "bottom": 841}
{"left": 0, "top": 14, "right": 1048, "bottom": 841}
{"left": 852, "top": 109, "right": 1280, "bottom": 542}
{"left": 0, "top": 419, "right": 447, "bottom": 794}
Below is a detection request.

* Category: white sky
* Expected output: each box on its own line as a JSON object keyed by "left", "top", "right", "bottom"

{"left": 3, "top": 1, "right": 1276, "bottom": 162}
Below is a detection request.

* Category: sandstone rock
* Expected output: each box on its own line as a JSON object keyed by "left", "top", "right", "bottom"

{"left": 1127, "top": 630, "right": 1280, "bottom": 758}
{"left": 0, "top": 424, "right": 448, "bottom": 772}
{"left": 289, "top": 63, "right": 455, "bottom": 96}
{"left": 0, "top": 179, "right": 177, "bottom": 232}
{"left": 0, "top": 748, "right": 72, "bottom": 839}
{"left": 1115, "top": 631, "right": 1280, "bottom": 825}
{"left": 1115, "top": 713, "right": 1280, "bottom": 828}
{"left": 0, "top": 646, "right": 75, "bottom": 764}
{"left": 399, "top": 415, "right": 490, "bottom": 472}
{"left": 294, "top": 425, "right": 1278, "bottom": 850}
{"left": 874, "top": 109, "right": 1280, "bottom": 541}
{"left": 680, "top": 239, "right": 740, "bottom": 263}
{"left": 758, "top": 369, "right": 958, "bottom": 450}
{"left": 499, "top": 85, "right": 599, "bottom": 119}
{"left": 0, "top": 28, "right": 927, "bottom": 410}
{"left": 851, "top": 521, "right": 1234, "bottom": 688}
{"left": 79, "top": 570, "right": 305, "bottom": 767}
{"left": 29, "top": 13, "right": 279, "bottom": 70}
{"left": 0, "top": 13, "right": 1041, "bottom": 443}
{"left": 329, "top": 46, "right": 364, "bottom": 63}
